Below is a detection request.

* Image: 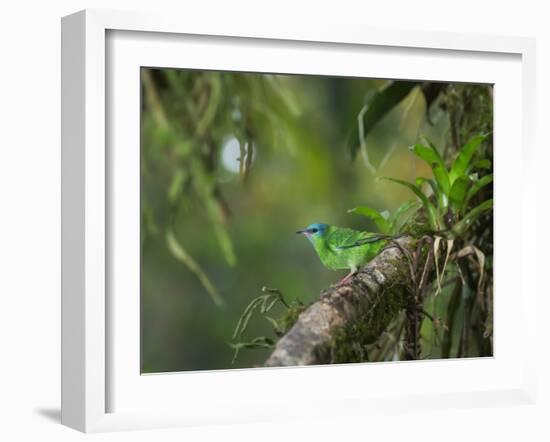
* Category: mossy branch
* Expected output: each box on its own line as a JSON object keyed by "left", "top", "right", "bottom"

{"left": 265, "top": 236, "right": 417, "bottom": 367}
{"left": 264, "top": 84, "right": 493, "bottom": 367}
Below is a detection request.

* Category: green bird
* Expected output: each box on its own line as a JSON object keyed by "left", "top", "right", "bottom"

{"left": 296, "top": 223, "right": 392, "bottom": 285}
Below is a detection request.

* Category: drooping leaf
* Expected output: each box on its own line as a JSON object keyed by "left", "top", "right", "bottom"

{"left": 441, "top": 238, "right": 454, "bottom": 293}
{"left": 433, "top": 236, "right": 443, "bottom": 295}
{"left": 350, "top": 81, "right": 420, "bottom": 159}
{"left": 191, "top": 158, "right": 237, "bottom": 266}
{"left": 432, "top": 236, "right": 455, "bottom": 297}
{"left": 449, "top": 133, "right": 488, "bottom": 184}
{"left": 206, "top": 197, "right": 237, "bottom": 266}
{"left": 381, "top": 177, "right": 439, "bottom": 230}
{"left": 455, "top": 245, "right": 486, "bottom": 301}
{"left": 349, "top": 206, "right": 391, "bottom": 233}
{"left": 452, "top": 199, "right": 493, "bottom": 237}
{"left": 166, "top": 229, "right": 224, "bottom": 308}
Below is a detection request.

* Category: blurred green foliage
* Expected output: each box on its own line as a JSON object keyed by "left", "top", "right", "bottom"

{"left": 140, "top": 68, "right": 492, "bottom": 372}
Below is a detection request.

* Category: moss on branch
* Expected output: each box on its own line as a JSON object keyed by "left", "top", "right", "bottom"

{"left": 265, "top": 237, "right": 416, "bottom": 366}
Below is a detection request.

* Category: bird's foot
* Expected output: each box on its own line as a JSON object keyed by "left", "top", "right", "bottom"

{"left": 334, "top": 270, "right": 357, "bottom": 287}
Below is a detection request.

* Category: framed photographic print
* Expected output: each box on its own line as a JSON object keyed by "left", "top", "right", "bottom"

{"left": 61, "top": 9, "right": 537, "bottom": 432}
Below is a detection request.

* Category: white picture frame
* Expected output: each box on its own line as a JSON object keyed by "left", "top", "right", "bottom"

{"left": 61, "top": 9, "right": 537, "bottom": 433}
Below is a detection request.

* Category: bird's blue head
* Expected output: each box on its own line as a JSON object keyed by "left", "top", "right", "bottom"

{"left": 296, "top": 223, "right": 329, "bottom": 242}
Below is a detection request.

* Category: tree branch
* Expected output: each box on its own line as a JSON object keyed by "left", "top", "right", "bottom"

{"left": 265, "top": 236, "right": 417, "bottom": 367}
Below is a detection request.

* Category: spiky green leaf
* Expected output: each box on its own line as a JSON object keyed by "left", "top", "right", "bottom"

{"left": 465, "top": 174, "right": 493, "bottom": 206}
{"left": 472, "top": 159, "right": 492, "bottom": 170}
{"left": 415, "top": 176, "right": 446, "bottom": 208}
{"left": 449, "top": 133, "right": 487, "bottom": 184}
{"left": 349, "top": 206, "right": 391, "bottom": 233}
{"left": 449, "top": 175, "right": 472, "bottom": 213}
{"left": 409, "top": 143, "right": 450, "bottom": 198}
{"left": 390, "top": 200, "right": 420, "bottom": 233}
{"left": 452, "top": 199, "right": 493, "bottom": 237}
{"left": 381, "top": 177, "right": 440, "bottom": 230}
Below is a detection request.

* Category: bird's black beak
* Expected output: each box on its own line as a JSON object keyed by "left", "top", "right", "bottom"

{"left": 296, "top": 229, "right": 306, "bottom": 234}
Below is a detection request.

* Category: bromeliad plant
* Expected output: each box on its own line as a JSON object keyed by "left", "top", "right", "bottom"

{"left": 346, "top": 132, "right": 493, "bottom": 360}
{"left": 348, "top": 200, "right": 420, "bottom": 235}
{"left": 231, "top": 134, "right": 494, "bottom": 364}
{"left": 351, "top": 133, "right": 493, "bottom": 239}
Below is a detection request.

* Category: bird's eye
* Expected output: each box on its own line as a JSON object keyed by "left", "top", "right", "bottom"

{"left": 311, "top": 228, "right": 318, "bottom": 233}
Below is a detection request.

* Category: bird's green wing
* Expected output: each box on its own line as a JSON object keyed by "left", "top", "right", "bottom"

{"left": 326, "top": 227, "right": 383, "bottom": 252}
{"left": 330, "top": 228, "right": 391, "bottom": 250}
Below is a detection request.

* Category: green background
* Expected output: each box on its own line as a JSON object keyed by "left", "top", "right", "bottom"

{"left": 140, "top": 69, "right": 463, "bottom": 372}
